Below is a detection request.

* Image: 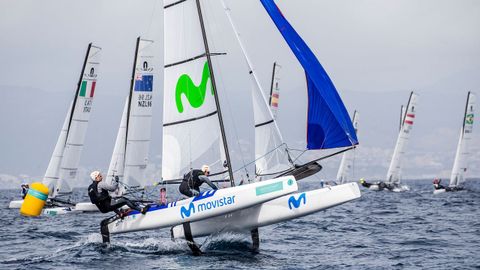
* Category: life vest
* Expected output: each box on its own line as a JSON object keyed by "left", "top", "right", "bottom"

{"left": 88, "top": 181, "right": 110, "bottom": 205}
{"left": 182, "top": 169, "right": 204, "bottom": 190}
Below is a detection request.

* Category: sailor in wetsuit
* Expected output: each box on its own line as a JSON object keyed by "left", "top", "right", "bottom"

{"left": 432, "top": 178, "right": 454, "bottom": 191}
{"left": 359, "top": 178, "right": 372, "bottom": 188}
{"left": 21, "top": 183, "right": 29, "bottom": 199}
{"left": 88, "top": 171, "right": 148, "bottom": 217}
{"left": 179, "top": 165, "right": 218, "bottom": 197}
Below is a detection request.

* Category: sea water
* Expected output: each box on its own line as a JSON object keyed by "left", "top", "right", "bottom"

{"left": 0, "top": 179, "right": 479, "bottom": 269}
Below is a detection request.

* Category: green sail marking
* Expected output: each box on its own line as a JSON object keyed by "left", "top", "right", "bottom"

{"left": 465, "top": 114, "right": 474, "bottom": 125}
{"left": 175, "top": 61, "right": 214, "bottom": 113}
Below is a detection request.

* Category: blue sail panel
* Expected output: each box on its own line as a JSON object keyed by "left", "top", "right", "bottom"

{"left": 260, "top": 0, "right": 358, "bottom": 149}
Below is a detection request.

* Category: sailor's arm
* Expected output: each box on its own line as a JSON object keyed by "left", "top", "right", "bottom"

{"left": 98, "top": 179, "right": 119, "bottom": 191}
{"left": 199, "top": 175, "right": 218, "bottom": 190}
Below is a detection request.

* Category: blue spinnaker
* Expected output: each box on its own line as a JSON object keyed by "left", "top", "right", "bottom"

{"left": 260, "top": 0, "right": 358, "bottom": 149}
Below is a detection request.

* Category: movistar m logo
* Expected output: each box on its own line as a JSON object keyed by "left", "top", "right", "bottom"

{"left": 175, "top": 61, "right": 213, "bottom": 113}
{"left": 180, "top": 195, "right": 236, "bottom": 219}
{"left": 180, "top": 202, "right": 196, "bottom": 219}
{"left": 288, "top": 193, "right": 306, "bottom": 209}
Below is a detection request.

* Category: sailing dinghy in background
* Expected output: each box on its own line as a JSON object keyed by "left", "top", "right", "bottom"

{"left": 336, "top": 111, "right": 359, "bottom": 184}
{"left": 9, "top": 44, "right": 101, "bottom": 210}
{"left": 433, "top": 92, "right": 475, "bottom": 194}
{"left": 99, "top": 0, "right": 360, "bottom": 254}
{"left": 75, "top": 38, "right": 156, "bottom": 212}
{"left": 363, "top": 92, "right": 418, "bottom": 192}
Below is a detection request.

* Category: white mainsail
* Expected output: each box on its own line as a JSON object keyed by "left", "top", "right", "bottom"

{"left": 386, "top": 91, "right": 418, "bottom": 185}
{"left": 42, "top": 102, "right": 72, "bottom": 195}
{"left": 107, "top": 38, "right": 155, "bottom": 195}
{"left": 51, "top": 44, "right": 102, "bottom": 198}
{"left": 162, "top": 0, "right": 232, "bottom": 184}
{"left": 222, "top": 1, "right": 291, "bottom": 180}
{"left": 336, "top": 111, "right": 359, "bottom": 184}
{"left": 107, "top": 98, "right": 128, "bottom": 186}
{"left": 449, "top": 92, "right": 476, "bottom": 187}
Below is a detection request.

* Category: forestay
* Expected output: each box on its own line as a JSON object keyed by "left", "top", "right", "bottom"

{"left": 386, "top": 92, "right": 418, "bottom": 185}
{"left": 221, "top": 1, "right": 291, "bottom": 180}
{"left": 336, "top": 111, "right": 359, "bottom": 184}
{"left": 449, "top": 92, "right": 475, "bottom": 187}
{"left": 48, "top": 44, "right": 101, "bottom": 198}
{"left": 108, "top": 38, "right": 155, "bottom": 194}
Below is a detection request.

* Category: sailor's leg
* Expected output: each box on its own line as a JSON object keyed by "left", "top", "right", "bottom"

{"left": 100, "top": 218, "right": 111, "bottom": 243}
{"left": 251, "top": 228, "right": 260, "bottom": 252}
{"left": 182, "top": 222, "right": 202, "bottom": 256}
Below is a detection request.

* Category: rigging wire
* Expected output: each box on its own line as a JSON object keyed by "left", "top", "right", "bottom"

{"left": 203, "top": 0, "right": 251, "bottom": 183}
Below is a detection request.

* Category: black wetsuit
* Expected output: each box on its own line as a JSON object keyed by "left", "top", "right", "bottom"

{"left": 88, "top": 181, "right": 143, "bottom": 214}
{"left": 179, "top": 169, "right": 217, "bottom": 197}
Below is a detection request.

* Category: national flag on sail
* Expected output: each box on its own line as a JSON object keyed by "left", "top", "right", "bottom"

{"left": 271, "top": 93, "right": 279, "bottom": 108}
{"left": 134, "top": 74, "right": 153, "bottom": 92}
{"left": 404, "top": 113, "right": 415, "bottom": 125}
{"left": 79, "top": 80, "right": 96, "bottom": 97}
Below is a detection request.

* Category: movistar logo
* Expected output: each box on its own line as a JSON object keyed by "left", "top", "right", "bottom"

{"left": 466, "top": 113, "right": 474, "bottom": 125}
{"left": 175, "top": 61, "right": 213, "bottom": 113}
{"left": 180, "top": 202, "right": 196, "bottom": 219}
{"left": 180, "top": 195, "right": 236, "bottom": 219}
{"left": 288, "top": 193, "right": 306, "bottom": 210}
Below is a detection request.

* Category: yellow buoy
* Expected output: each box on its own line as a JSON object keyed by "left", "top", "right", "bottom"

{"left": 20, "top": 182, "right": 49, "bottom": 217}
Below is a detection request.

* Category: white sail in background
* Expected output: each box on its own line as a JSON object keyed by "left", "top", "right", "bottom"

{"left": 162, "top": 0, "right": 231, "bottom": 182}
{"left": 269, "top": 63, "right": 281, "bottom": 120}
{"left": 107, "top": 38, "right": 155, "bottom": 195}
{"left": 336, "top": 111, "right": 359, "bottom": 184}
{"left": 124, "top": 39, "right": 155, "bottom": 189}
{"left": 107, "top": 98, "right": 128, "bottom": 186}
{"left": 52, "top": 44, "right": 102, "bottom": 198}
{"left": 449, "top": 92, "right": 476, "bottom": 187}
{"left": 386, "top": 92, "right": 418, "bottom": 185}
{"left": 222, "top": 1, "right": 291, "bottom": 180}
{"left": 42, "top": 102, "right": 72, "bottom": 195}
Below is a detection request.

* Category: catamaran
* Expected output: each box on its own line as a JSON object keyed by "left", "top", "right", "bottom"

{"left": 362, "top": 92, "right": 418, "bottom": 192}
{"left": 433, "top": 92, "right": 475, "bottom": 194}
{"left": 336, "top": 111, "right": 359, "bottom": 184}
{"left": 99, "top": 0, "right": 361, "bottom": 254}
{"left": 8, "top": 44, "right": 101, "bottom": 210}
{"left": 75, "top": 38, "right": 156, "bottom": 213}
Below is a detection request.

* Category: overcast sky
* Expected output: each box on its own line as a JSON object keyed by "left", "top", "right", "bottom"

{"left": 0, "top": 0, "right": 479, "bottom": 188}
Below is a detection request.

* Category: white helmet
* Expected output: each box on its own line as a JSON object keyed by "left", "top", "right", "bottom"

{"left": 201, "top": 165, "right": 210, "bottom": 174}
{"left": 90, "top": 170, "right": 101, "bottom": 181}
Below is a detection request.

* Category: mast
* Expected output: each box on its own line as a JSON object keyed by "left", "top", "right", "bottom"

{"left": 399, "top": 105, "right": 405, "bottom": 131}
{"left": 195, "top": 0, "right": 234, "bottom": 186}
{"left": 268, "top": 62, "right": 277, "bottom": 106}
{"left": 67, "top": 43, "right": 92, "bottom": 140}
{"left": 124, "top": 37, "right": 141, "bottom": 164}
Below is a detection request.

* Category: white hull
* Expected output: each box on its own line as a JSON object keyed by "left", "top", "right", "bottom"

{"left": 43, "top": 207, "right": 76, "bottom": 216}
{"left": 75, "top": 202, "right": 99, "bottom": 212}
{"left": 433, "top": 189, "right": 446, "bottom": 195}
{"left": 391, "top": 185, "right": 409, "bottom": 192}
{"left": 368, "top": 185, "right": 379, "bottom": 191}
{"left": 172, "top": 183, "right": 360, "bottom": 238}
{"left": 108, "top": 176, "right": 298, "bottom": 234}
{"left": 8, "top": 200, "right": 24, "bottom": 209}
